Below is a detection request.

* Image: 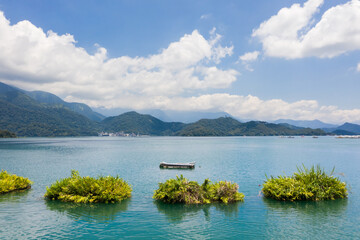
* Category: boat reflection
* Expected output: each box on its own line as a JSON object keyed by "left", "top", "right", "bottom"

{"left": 45, "top": 199, "right": 130, "bottom": 223}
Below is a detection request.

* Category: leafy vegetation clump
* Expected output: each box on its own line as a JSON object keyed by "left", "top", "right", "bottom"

{"left": 45, "top": 170, "right": 132, "bottom": 203}
{"left": 0, "top": 170, "right": 32, "bottom": 194}
{"left": 262, "top": 165, "right": 347, "bottom": 201}
{"left": 153, "top": 175, "right": 244, "bottom": 204}
{"left": 0, "top": 129, "right": 16, "bottom": 138}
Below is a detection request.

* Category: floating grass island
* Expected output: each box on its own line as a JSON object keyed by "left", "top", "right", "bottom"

{"left": 45, "top": 170, "right": 132, "bottom": 203}
{"left": 262, "top": 165, "right": 347, "bottom": 201}
{"left": 0, "top": 170, "right": 32, "bottom": 194}
{"left": 153, "top": 175, "right": 244, "bottom": 204}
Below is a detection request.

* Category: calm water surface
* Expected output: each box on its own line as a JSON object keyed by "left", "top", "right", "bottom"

{"left": 0, "top": 136, "right": 359, "bottom": 239}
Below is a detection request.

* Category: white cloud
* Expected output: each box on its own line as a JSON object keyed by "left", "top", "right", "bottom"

{"left": 0, "top": 11, "right": 238, "bottom": 99}
{"left": 1, "top": 10, "right": 360, "bottom": 124}
{"left": 66, "top": 93, "right": 360, "bottom": 124}
{"left": 239, "top": 51, "right": 260, "bottom": 62}
{"left": 200, "top": 14, "right": 211, "bottom": 20}
{"left": 239, "top": 51, "right": 259, "bottom": 71}
{"left": 252, "top": 0, "right": 360, "bottom": 59}
{"left": 357, "top": 63, "right": 360, "bottom": 72}
{"left": 208, "top": 27, "right": 234, "bottom": 64}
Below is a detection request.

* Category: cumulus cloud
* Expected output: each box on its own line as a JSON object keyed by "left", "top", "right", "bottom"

{"left": 1, "top": 10, "right": 360, "bottom": 124}
{"left": 66, "top": 93, "right": 360, "bottom": 124}
{"left": 252, "top": 0, "right": 360, "bottom": 59}
{"left": 239, "top": 51, "right": 260, "bottom": 62}
{"left": 208, "top": 28, "right": 234, "bottom": 64}
{"left": 238, "top": 51, "right": 260, "bottom": 71}
{"left": 0, "top": 11, "right": 237, "bottom": 99}
{"left": 357, "top": 63, "right": 360, "bottom": 72}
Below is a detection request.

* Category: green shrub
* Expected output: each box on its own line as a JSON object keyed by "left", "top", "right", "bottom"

{"left": 153, "top": 175, "right": 244, "bottom": 204}
{"left": 0, "top": 170, "right": 32, "bottom": 194}
{"left": 45, "top": 170, "right": 132, "bottom": 203}
{"left": 207, "top": 181, "right": 245, "bottom": 204}
{"left": 262, "top": 165, "right": 347, "bottom": 201}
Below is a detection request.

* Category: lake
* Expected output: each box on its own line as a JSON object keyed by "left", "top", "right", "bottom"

{"left": 0, "top": 136, "right": 359, "bottom": 239}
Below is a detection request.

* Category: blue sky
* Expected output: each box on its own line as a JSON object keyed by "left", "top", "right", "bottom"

{"left": 0, "top": 0, "right": 359, "bottom": 123}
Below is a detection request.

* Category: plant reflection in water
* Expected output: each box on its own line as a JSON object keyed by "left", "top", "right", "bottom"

{"left": 45, "top": 198, "right": 130, "bottom": 223}
{"left": 0, "top": 189, "right": 31, "bottom": 203}
{"left": 154, "top": 200, "right": 242, "bottom": 222}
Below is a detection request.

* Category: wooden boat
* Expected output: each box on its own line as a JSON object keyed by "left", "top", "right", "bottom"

{"left": 159, "top": 162, "right": 195, "bottom": 169}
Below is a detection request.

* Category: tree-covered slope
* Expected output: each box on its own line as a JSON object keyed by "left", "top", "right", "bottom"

{"left": 175, "top": 117, "right": 242, "bottom": 136}
{"left": 100, "top": 111, "right": 185, "bottom": 135}
{"left": 0, "top": 90, "right": 99, "bottom": 137}
{"left": 177, "top": 118, "right": 326, "bottom": 136}
{"left": 0, "top": 82, "right": 329, "bottom": 137}
{"left": 335, "top": 122, "right": 360, "bottom": 134}
{"left": 25, "top": 90, "right": 105, "bottom": 122}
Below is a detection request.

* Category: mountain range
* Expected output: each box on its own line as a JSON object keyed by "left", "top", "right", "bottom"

{"left": 273, "top": 119, "right": 338, "bottom": 129}
{"left": 274, "top": 119, "right": 360, "bottom": 135}
{"left": 93, "top": 107, "right": 233, "bottom": 123}
{"left": 99, "top": 111, "right": 325, "bottom": 136}
{"left": 1, "top": 82, "right": 359, "bottom": 137}
{"left": 0, "top": 82, "right": 99, "bottom": 136}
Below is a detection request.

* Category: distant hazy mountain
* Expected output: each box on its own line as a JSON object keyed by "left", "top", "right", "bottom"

{"left": 155, "top": 110, "right": 234, "bottom": 123}
{"left": 94, "top": 107, "right": 234, "bottom": 123}
{"left": 277, "top": 123, "right": 303, "bottom": 130}
{"left": 274, "top": 119, "right": 338, "bottom": 129}
{"left": 0, "top": 82, "right": 99, "bottom": 136}
{"left": 323, "top": 122, "right": 360, "bottom": 135}
{"left": 331, "top": 129, "right": 357, "bottom": 135}
{"left": 335, "top": 122, "right": 360, "bottom": 134}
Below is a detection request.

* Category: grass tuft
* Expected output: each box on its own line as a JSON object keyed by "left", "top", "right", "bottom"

{"left": 44, "top": 170, "right": 132, "bottom": 203}
{"left": 0, "top": 170, "right": 32, "bottom": 194}
{"left": 262, "top": 165, "right": 347, "bottom": 201}
{"left": 153, "top": 175, "right": 244, "bottom": 204}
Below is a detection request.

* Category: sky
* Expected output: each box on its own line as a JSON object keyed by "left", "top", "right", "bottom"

{"left": 0, "top": 0, "right": 359, "bottom": 124}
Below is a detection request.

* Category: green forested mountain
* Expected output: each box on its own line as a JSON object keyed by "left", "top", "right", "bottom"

{"left": 101, "top": 113, "right": 326, "bottom": 136}
{"left": 176, "top": 117, "right": 241, "bottom": 136}
{"left": 0, "top": 82, "right": 329, "bottom": 137}
{"left": 25, "top": 91, "right": 105, "bottom": 122}
{"left": 0, "top": 85, "right": 99, "bottom": 137}
{"left": 176, "top": 118, "right": 326, "bottom": 136}
{"left": 335, "top": 122, "right": 360, "bottom": 134}
{"left": 100, "top": 111, "right": 185, "bottom": 135}
{"left": 274, "top": 119, "right": 338, "bottom": 129}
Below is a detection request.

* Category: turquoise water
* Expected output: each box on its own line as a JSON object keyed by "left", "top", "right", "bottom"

{"left": 0, "top": 136, "right": 359, "bottom": 239}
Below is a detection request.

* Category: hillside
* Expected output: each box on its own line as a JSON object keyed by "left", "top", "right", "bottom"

{"left": 274, "top": 119, "right": 338, "bottom": 129}
{"left": 0, "top": 82, "right": 105, "bottom": 122}
{"left": 177, "top": 118, "right": 326, "bottom": 136}
{"left": 0, "top": 85, "right": 99, "bottom": 137}
{"left": 100, "top": 113, "right": 326, "bottom": 136}
{"left": 0, "top": 82, "right": 333, "bottom": 137}
{"left": 100, "top": 111, "right": 185, "bottom": 135}
{"left": 176, "top": 117, "right": 241, "bottom": 136}
{"left": 25, "top": 91, "right": 105, "bottom": 122}
{"left": 335, "top": 122, "right": 360, "bottom": 134}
